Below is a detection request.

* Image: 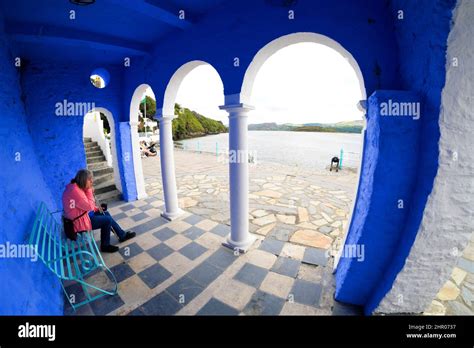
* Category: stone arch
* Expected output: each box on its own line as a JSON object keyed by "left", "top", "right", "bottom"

{"left": 162, "top": 60, "right": 224, "bottom": 116}
{"left": 83, "top": 107, "right": 122, "bottom": 193}
{"left": 157, "top": 60, "right": 225, "bottom": 220}
{"left": 129, "top": 83, "right": 152, "bottom": 199}
{"left": 240, "top": 32, "right": 366, "bottom": 104}
{"left": 240, "top": 31, "right": 367, "bottom": 266}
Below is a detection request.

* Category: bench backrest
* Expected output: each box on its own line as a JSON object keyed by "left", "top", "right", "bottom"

{"left": 29, "top": 202, "right": 64, "bottom": 270}
{"left": 29, "top": 202, "right": 103, "bottom": 280}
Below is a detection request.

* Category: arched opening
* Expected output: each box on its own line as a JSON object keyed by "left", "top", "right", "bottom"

{"left": 82, "top": 107, "right": 122, "bottom": 202}
{"left": 130, "top": 84, "right": 157, "bottom": 200}
{"left": 90, "top": 68, "right": 110, "bottom": 89}
{"left": 161, "top": 61, "right": 228, "bottom": 222}
{"left": 240, "top": 32, "right": 367, "bottom": 286}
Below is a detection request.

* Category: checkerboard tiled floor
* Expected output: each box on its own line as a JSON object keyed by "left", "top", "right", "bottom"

{"left": 63, "top": 195, "right": 361, "bottom": 316}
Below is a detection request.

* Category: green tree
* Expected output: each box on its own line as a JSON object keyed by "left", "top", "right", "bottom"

{"left": 171, "top": 103, "right": 228, "bottom": 140}
{"left": 139, "top": 95, "right": 156, "bottom": 119}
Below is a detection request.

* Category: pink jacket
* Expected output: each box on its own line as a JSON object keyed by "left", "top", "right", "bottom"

{"left": 62, "top": 183, "right": 99, "bottom": 233}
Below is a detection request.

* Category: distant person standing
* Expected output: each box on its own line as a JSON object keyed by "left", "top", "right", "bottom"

{"left": 330, "top": 156, "right": 340, "bottom": 172}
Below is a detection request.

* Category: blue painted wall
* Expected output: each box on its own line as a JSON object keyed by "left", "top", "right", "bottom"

{"left": 0, "top": 18, "right": 63, "bottom": 315}
{"left": 123, "top": 0, "right": 401, "bottom": 108}
{"left": 20, "top": 62, "right": 137, "bottom": 204}
{"left": 335, "top": 90, "right": 421, "bottom": 308}
{"left": 0, "top": 0, "right": 458, "bottom": 314}
{"left": 335, "top": 0, "right": 457, "bottom": 314}
{"left": 364, "top": 0, "right": 457, "bottom": 313}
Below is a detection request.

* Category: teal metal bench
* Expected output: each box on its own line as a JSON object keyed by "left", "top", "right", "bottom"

{"left": 28, "top": 202, "right": 118, "bottom": 312}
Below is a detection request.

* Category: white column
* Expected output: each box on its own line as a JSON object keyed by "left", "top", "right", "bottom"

{"left": 158, "top": 115, "right": 183, "bottom": 220}
{"left": 219, "top": 103, "right": 256, "bottom": 252}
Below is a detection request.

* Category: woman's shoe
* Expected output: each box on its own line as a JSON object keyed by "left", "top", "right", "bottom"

{"left": 119, "top": 231, "right": 136, "bottom": 243}
{"left": 101, "top": 245, "right": 119, "bottom": 253}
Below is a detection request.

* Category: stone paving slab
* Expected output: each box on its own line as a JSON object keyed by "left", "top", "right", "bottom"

{"left": 142, "top": 149, "right": 355, "bottom": 258}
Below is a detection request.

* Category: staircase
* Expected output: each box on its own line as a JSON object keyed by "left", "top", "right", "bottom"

{"left": 84, "top": 137, "right": 122, "bottom": 203}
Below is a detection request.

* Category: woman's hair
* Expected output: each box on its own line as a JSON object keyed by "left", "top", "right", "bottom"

{"left": 71, "top": 169, "right": 92, "bottom": 189}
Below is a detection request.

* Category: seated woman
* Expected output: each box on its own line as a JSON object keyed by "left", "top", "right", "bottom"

{"left": 62, "top": 169, "right": 136, "bottom": 253}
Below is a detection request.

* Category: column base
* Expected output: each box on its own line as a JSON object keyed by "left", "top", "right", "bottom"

{"left": 161, "top": 208, "right": 185, "bottom": 221}
{"left": 136, "top": 192, "right": 148, "bottom": 200}
{"left": 222, "top": 233, "right": 256, "bottom": 253}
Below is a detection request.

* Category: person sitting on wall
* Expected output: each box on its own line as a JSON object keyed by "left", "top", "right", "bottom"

{"left": 62, "top": 169, "right": 136, "bottom": 253}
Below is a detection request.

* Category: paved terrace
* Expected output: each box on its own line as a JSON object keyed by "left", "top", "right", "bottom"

{"left": 64, "top": 149, "right": 362, "bottom": 315}
{"left": 65, "top": 149, "right": 474, "bottom": 315}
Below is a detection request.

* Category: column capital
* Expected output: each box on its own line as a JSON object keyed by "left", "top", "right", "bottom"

{"left": 157, "top": 115, "right": 176, "bottom": 123}
{"left": 219, "top": 103, "right": 255, "bottom": 115}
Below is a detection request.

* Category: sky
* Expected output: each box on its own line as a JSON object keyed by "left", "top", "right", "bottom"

{"left": 151, "top": 42, "right": 365, "bottom": 125}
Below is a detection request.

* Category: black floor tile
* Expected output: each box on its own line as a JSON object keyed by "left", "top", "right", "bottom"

{"left": 166, "top": 276, "right": 204, "bottom": 304}
{"left": 290, "top": 279, "right": 322, "bottom": 307}
{"left": 139, "top": 291, "right": 182, "bottom": 315}
{"left": 233, "top": 263, "right": 268, "bottom": 288}
{"left": 138, "top": 263, "right": 172, "bottom": 289}
{"left": 187, "top": 261, "right": 222, "bottom": 287}
{"left": 243, "top": 290, "right": 285, "bottom": 315}
{"left": 197, "top": 298, "right": 239, "bottom": 316}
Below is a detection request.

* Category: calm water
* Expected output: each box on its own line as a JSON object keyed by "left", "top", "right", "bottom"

{"left": 177, "top": 131, "right": 363, "bottom": 170}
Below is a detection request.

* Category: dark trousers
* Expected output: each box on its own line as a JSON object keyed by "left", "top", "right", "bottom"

{"left": 89, "top": 211, "right": 126, "bottom": 247}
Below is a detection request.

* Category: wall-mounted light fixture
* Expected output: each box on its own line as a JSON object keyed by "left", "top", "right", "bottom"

{"left": 69, "top": 0, "right": 95, "bottom": 6}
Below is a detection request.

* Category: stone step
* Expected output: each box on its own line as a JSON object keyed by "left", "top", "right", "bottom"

{"left": 91, "top": 166, "right": 114, "bottom": 176}
{"left": 83, "top": 137, "right": 92, "bottom": 143}
{"left": 95, "top": 181, "right": 117, "bottom": 195}
{"left": 84, "top": 141, "right": 99, "bottom": 149}
{"left": 95, "top": 189, "right": 122, "bottom": 204}
{"left": 86, "top": 148, "right": 103, "bottom": 157}
{"left": 85, "top": 144, "right": 101, "bottom": 151}
{"left": 86, "top": 150, "right": 103, "bottom": 157}
{"left": 87, "top": 155, "right": 106, "bottom": 164}
{"left": 94, "top": 172, "right": 114, "bottom": 186}
{"left": 87, "top": 162, "right": 110, "bottom": 171}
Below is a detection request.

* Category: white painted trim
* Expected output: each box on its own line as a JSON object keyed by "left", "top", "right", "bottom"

{"left": 241, "top": 32, "right": 366, "bottom": 105}
{"left": 83, "top": 107, "right": 122, "bottom": 193}
{"left": 162, "top": 60, "right": 215, "bottom": 115}
{"left": 130, "top": 84, "right": 149, "bottom": 200}
{"left": 83, "top": 111, "right": 113, "bottom": 167}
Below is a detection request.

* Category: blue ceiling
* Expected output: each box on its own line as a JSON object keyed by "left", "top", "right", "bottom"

{"left": 0, "top": 0, "right": 228, "bottom": 65}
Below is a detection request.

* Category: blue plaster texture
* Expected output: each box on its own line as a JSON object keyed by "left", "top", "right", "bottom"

{"left": 364, "top": 0, "right": 457, "bottom": 314}
{"left": 123, "top": 0, "right": 401, "bottom": 108}
{"left": 0, "top": 0, "right": 459, "bottom": 315}
{"left": 19, "top": 63, "right": 137, "bottom": 203}
{"left": 0, "top": 19, "right": 63, "bottom": 315}
{"left": 335, "top": 91, "right": 421, "bottom": 307}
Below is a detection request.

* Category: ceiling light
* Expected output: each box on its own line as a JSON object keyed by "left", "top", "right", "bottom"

{"left": 69, "top": 0, "right": 95, "bottom": 6}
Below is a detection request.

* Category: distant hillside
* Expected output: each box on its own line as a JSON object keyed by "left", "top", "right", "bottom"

{"left": 248, "top": 122, "right": 295, "bottom": 131}
{"left": 248, "top": 120, "right": 363, "bottom": 133}
{"left": 172, "top": 103, "right": 228, "bottom": 140}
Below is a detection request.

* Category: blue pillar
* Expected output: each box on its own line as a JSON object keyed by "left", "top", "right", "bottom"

{"left": 118, "top": 122, "right": 138, "bottom": 201}
{"left": 335, "top": 90, "right": 421, "bottom": 314}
